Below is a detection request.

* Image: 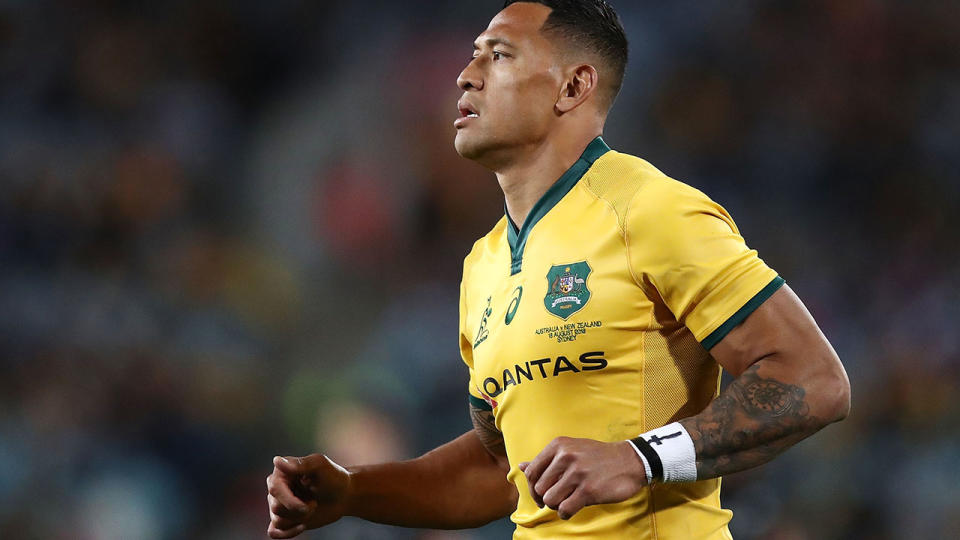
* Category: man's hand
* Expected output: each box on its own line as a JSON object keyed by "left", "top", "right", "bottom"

{"left": 518, "top": 437, "right": 647, "bottom": 520}
{"left": 266, "top": 454, "right": 351, "bottom": 539}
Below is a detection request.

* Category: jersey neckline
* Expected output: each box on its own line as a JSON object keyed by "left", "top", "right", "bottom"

{"left": 505, "top": 136, "right": 611, "bottom": 275}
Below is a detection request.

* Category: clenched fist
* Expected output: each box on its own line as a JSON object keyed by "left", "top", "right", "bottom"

{"left": 266, "top": 454, "right": 352, "bottom": 538}
{"left": 518, "top": 437, "right": 648, "bottom": 520}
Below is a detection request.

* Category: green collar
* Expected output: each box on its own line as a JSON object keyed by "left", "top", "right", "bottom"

{"left": 506, "top": 136, "right": 610, "bottom": 275}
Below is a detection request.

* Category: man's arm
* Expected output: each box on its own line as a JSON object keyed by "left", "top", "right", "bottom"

{"left": 266, "top": 404, "right": 516, "bottom": 538}
{"left": 679, "top": 284, "right": 850, "bottom": 478}
{"left": 342, "top": 404, "right": 516, "bottom": 527}
{"left": 519, "top": 284, "right": 850, "bottom": 517}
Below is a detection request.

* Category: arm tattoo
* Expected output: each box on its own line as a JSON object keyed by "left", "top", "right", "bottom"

{"left": 470, "top": 403, "right": 506, "bottom": 458}
{"left": 679, "top": 364, "right": 818, "bottom": 479}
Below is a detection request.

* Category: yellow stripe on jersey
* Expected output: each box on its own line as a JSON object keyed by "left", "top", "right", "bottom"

{"left": 459, "top": 137, "right": 777, "bottom": 539}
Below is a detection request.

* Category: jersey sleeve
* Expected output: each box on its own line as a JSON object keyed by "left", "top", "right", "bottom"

{"left": 459, "top": 270, "right": 492, "bottom": 411}
{"left": 626, "top": 178, "right": 783, "bottom": 349}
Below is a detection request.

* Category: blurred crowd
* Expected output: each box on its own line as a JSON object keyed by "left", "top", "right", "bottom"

{"left": 0, "top": 1, "right": 957, "bottom": 538}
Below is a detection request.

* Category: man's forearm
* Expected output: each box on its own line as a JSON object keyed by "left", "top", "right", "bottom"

{"left": 344, "top": 430, "right": 516, "bottom": 529}
{"left": 679, "top": 358, "right": 846, "bottom": 479}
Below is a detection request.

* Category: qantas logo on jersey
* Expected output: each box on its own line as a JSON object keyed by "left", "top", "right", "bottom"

{"left": 479, "top": 351, "right": 607, "bottom": 400}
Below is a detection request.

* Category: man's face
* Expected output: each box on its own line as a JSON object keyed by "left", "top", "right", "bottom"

{"left": 454, "top": 3, "right": 563, "bottom": 164}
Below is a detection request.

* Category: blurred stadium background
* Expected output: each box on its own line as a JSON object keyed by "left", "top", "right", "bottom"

{"left": 1, "top": 1, "right": 958, "bottom": 538}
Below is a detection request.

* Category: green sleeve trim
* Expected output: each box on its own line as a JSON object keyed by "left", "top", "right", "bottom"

{"left": 469, "top": 394, "right": 492, "bottom": 411}
{"left": 701, "top": 276, "right": 785, "bottom": 350}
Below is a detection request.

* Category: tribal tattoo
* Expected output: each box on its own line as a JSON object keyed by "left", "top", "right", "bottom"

{"left": 470, "top": 403, "right": 507, "bottom": 458}
{"left": 679, "top": 364, "right": 818, "bottom": 479}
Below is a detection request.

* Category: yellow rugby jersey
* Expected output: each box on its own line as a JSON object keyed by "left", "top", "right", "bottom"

{"left": 458, "top": 137, "right": 782, "bottom": 539}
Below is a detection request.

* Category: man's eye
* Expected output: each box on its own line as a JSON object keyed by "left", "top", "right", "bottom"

{"left": 492, "top": 51, "right": 503, "bottom": 60}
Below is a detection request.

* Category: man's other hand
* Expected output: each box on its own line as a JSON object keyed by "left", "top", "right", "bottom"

{"left": 266, "top": 454, "right": 351, "bottom": 538}
{"left": 518, "top": 437, "right": 647, "bottom": 520}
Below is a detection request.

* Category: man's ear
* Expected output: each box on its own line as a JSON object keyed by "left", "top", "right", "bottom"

{"left": 555, "top": 64, "right": 599, "bottom": 114}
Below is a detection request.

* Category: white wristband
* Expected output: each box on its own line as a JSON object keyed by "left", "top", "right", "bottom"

{"left": 627, "top": 422, "right": 698, "bottom": 483}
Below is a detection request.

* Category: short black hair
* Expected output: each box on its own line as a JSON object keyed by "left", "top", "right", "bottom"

{"left": 503, "top": 0, "right": 628, "bottom": 110}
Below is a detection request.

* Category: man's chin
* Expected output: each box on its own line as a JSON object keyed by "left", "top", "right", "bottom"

{"left": 454, "top": 133, "right": 484, "bottom": 160}
{"left": 454, "top": 132, "right": 509, "bottom": 170}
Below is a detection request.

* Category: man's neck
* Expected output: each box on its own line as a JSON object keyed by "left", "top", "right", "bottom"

{"left": 496, "top": 134, "right": 600, "bottom": 228}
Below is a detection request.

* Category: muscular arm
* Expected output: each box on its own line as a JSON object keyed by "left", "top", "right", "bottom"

{"left": 679, "top": 284, "right": 851, "bottom": 478}
{"left": 515, "top": 285, "right": 849, "bottom": 519}
{"left": 343, "top": 404, "right": 516, "bottom": 528}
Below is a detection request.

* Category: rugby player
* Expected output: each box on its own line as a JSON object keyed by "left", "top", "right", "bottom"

{"left": 266, "top": 1, "right": 851, "bottom": 538}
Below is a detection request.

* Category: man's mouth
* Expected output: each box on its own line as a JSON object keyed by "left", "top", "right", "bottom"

{"left": 454, "top": 101, "right": 480, "bottom": 129}
{"left": 458, "top": 102, "right": 479, "bottom": 118}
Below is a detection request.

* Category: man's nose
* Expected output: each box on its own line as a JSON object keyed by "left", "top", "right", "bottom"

{"left": 457, "top": 61, "right": 483, "bottom": 91}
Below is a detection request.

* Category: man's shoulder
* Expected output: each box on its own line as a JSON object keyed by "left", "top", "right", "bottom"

{"left": 582, "top": 150, "right": 713, "bottom": 226}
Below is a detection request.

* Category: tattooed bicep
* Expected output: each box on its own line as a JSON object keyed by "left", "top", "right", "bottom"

{"left": 470, "top": 403, "right": 506, "bottom": 457}
{"left": 731, "top": 375, "right": 809, "bottom": 418}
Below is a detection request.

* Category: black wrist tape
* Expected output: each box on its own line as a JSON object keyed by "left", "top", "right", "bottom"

{"left": 630, "top": 435, "right": 664, "bottom": 482}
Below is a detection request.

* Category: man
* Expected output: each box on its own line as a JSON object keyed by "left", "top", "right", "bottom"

{"left": 266, "top": 1, "right": 851, "bottom": 538}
